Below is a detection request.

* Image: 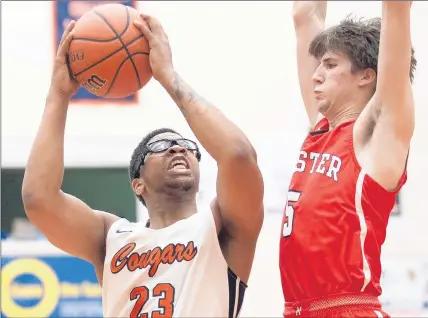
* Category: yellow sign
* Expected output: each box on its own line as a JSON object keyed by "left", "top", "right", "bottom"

{"left": 1, "top": 258, "right": 102, "bottom": 317}
{"left": 2, "top": 258, "right": 60, "bottom": 317}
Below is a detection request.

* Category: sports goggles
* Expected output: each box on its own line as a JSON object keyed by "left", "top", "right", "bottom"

{"left": 138, "top": 138, "right": 201, "bottom": 170}
{"left": 147, "top": 138, "right": 199, "bottom": 154}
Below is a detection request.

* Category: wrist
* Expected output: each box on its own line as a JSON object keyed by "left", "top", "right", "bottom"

{"left": 47, "top": 87, "right": 72, "bottom": 105}
{"left": 157, "top": 68, "right": 176, "bottom": 88}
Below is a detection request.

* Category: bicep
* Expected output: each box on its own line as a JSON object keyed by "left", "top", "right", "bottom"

{"left": 354, "top": 95, "right": 413, "bottom": 191}
{"left": 25, "top": 191, "right": 119, "bottom": 264}
{"left": 294, "top": 21, "right": 324, "bottom": 127}
{"left": 215, "top": 155, "right": 264, "bottom": 239}
{"left": 372, "top": 91, "right": 414, "bottom": 165}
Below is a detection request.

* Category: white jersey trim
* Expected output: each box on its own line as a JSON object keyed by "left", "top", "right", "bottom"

{"left": 355, "top": 170, "right": 372, "bottom": 291}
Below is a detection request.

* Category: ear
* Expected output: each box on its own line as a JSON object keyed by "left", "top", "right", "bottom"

{"left": 131, "top": 177, "right": 145, "bottom": 197}
{"left": 358, "top": 68, "right": 377, "bottom": 87}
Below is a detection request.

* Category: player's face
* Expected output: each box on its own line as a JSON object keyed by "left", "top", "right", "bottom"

{"left": 312, "top": 52, "right": 365, "bottom": 115}
{"left": 141, "top": 132, "right": 200, "bottom": 195}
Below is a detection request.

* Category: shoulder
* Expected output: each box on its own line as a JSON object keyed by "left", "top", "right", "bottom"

{"left": 102, "top": 215, "right": 132, "bottom": 240}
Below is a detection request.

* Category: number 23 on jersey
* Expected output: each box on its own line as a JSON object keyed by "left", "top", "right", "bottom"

{"left": 130, "top": 283, "right": 175, "bottom": 318}
{"left": 282, "top": 191, "right": 301, "bottom": 237}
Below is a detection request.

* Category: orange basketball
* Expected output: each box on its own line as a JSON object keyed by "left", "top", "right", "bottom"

{"left": 68, "top": 3, "right": 152, "bottom": 98}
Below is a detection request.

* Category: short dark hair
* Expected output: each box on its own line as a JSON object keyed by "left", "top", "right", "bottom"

{"left": 309, "top": 16, "right": 417, "bottom": 83}
{"left": 129, "top": 128, "right": 181, "bottom": 205}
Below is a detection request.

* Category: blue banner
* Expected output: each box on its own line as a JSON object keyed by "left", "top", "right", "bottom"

{"left": 1, "top": 256, "right": 102, "bottom": 317}
{"left": 53, "top": 0, "right": 138, "bottom": 104}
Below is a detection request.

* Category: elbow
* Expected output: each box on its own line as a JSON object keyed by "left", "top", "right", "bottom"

{"left": 22, "top": 171, "right": 59, "bottom": 212}
{"left": 22, "top": 187, "right": 41, "bottom": 214}
{"left": 22, "top": 184, "right": 52, "bottom": 214}
{"left": 22, "top": 181, "right": 33, "bottom": 209}
{"left": 291, "top": 3, "right": 307, "bottom": 21}
{"left": 226, "top": 140, "right": 258, "bottom": 163}
{"left": 292, "top": 12, "right": 307, "bottom": 28}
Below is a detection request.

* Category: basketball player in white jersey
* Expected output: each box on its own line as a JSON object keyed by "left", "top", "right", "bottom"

{"left": 22, "top": 14, "right": 264, "bottom": 318}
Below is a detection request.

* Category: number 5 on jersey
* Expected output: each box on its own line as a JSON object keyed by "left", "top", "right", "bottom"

{"left": 282, "top": 191, "right": 301, "bottom": 237}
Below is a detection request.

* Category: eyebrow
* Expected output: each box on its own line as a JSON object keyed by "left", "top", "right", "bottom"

{"left": 322, "top": 57, "right": 338, "bottom": 64}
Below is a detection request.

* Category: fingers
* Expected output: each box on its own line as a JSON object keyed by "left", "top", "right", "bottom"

{"left": 135, "top": 13, "right": 164, "bottom": 35}
{"left": 141, "top": 13, "right": 163, "bottom": 31}
{"left": 57, "top": 20, "right": 75, "bottom": 58}
{"left": 133, "top": 18, "right": 154, "bottom": 42}
{"left": 59, "top": 20, "right": 75, "bottom": 45}
{"left": 57, "top": 28, "right": 75, "bottom": 58}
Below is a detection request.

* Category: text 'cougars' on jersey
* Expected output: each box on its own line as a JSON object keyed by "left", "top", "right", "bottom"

{"left": 295, "top": 151, "right": 342, "bottom": 181}
{"left": 110, "top": 241, "right": 198, "bottom": 277}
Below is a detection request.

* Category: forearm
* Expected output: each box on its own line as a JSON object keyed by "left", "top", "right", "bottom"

{"left": 22, "top": 90, "right": 69, "bottom": 203}
{"left": 293, "top": 6, "right": 325, "bottom": 127}
{"left": 160, "top": 71, "right": 255, "bottom": 162}
{"left": 377, "top": 1, "right": 412, "bottom": 101}
{"left": 292, "top": 1, "right": 326, "bottom": 28}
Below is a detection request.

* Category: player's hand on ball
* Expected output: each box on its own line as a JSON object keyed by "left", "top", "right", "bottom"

{"left": 133, "top": 14, "right": 174, "bottom": 83}
{"left": 51, "top": 21, "right": 80, "bottom": 98}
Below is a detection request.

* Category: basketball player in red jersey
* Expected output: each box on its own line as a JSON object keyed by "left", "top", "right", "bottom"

{"left": 280, "top": 1, "right": 417, "bottom": 317}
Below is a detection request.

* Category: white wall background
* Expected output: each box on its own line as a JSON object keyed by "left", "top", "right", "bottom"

{"left": 2, "top": 1, "right": 428, "bottom": 316}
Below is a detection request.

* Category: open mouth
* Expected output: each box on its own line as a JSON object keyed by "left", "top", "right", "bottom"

{"left": 168, "top": 159, "right": 190, "bottom": 172}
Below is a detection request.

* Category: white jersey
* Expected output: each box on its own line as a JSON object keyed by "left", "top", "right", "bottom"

{"left": 102, "top": 210, "right": 246, "bottom": 318}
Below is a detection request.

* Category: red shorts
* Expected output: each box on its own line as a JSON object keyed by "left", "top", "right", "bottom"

{"left": 283, "top": 293, "right": 390, "bottom": 317}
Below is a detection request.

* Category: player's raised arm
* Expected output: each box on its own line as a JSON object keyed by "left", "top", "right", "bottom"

{"left": 357, "top": 1, "right": 416, "bottom": 190}
{"left": 134, "top": 14, "right": 264, "bottom": 281}
{"left": 22, "top": 21, "right": 118, "bottom": 267}
{"left": 375, "top": 1, "right": 415, "bottom": 139}
{"left": 292, "top": 1, "right": 327, "bottom": 128}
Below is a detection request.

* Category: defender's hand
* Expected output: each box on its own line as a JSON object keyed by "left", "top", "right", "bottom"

{"left": 293, "top": 1, "right": 327, "bottom": 23}
{"left": 134, "top": 14, "right": 174, "bottom": 83}
{"left": 50, "top": 21, "right": 80, "bottom": 98}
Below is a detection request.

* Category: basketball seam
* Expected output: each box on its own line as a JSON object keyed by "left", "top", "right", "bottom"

{"left": 73, "top": 37, "right": 118, "bottom": 42}
{"left": 73, "top": 34, "right": 145, "bottom": 77}
{"left": 94, "top": 7, "right": 142, "bottom": 94}
{"left": 104, "top": 52, "right": 149, "bottom": 97}
{"left": 73, "top": 9, "right": 132, "bottom": 43}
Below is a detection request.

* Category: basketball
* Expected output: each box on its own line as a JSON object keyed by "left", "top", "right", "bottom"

{"left": 68, "top": 4, "right": 152, "bottom": 98}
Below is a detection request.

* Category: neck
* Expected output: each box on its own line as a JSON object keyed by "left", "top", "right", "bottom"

{"left": 325, "top": 97, "right": 369, "bottom": 129}
{"left": 146, "top": 194, "right": 197, "bottom": 229}
{"left": 327, "top": 108, "right": 359, "bottom": 128}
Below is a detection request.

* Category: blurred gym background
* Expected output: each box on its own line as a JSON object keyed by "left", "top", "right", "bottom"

{"left": 2, "top": 1, "right": 428, "bottom": 317}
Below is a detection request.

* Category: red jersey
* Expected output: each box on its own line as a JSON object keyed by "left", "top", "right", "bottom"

{"left": 279, "top": 118, "right": 406, "bottom": 303}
